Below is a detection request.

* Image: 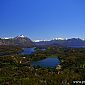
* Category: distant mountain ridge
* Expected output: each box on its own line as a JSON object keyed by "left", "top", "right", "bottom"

{"left": 35, "top": 38, "right": 85, "bottom": 47}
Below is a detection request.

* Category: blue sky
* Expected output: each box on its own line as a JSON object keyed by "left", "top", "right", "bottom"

{"left": 0, "top": 0, "right": 85, "bottom": 40}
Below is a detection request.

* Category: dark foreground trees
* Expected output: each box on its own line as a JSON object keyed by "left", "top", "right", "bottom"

{"left": 0, "top": 46, "right": 85, "bottom": 85}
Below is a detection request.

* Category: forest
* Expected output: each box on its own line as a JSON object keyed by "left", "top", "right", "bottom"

{"left": 0, "top": 45, "right": 85, "bottom": 85}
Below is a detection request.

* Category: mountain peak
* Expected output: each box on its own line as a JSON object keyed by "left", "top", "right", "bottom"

{"left": 18, "top": 35, "right": 25, "bottom": 38}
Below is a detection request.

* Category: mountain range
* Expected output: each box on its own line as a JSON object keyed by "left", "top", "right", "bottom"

{"left": 35, "top": 38, "right": 85, "bottom": 47}
{"left": 0, "top": 35, "right": 85, "bottom": 47}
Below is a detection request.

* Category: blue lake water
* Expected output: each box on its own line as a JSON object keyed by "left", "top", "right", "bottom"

{"left": 20, "top": 48, "right": 60, "bottom": 68}
{"left": 30, "top": 57, "right": 60, "bottom": 68}
{"left": 20, "top": 48, "right": 46, "bottom": 54}
{"left": 20, "top": 48, "right": 35, "bottom": 54}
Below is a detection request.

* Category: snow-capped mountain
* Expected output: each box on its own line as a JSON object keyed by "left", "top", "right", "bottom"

{"left": 0, "top": 35, "right": 34, "bottom": 47}
{"left": 53, "top": 38, "right": 67, "bottom": 40}
{"left": 0, "top": 35, "right": 85, "bottom": 47}
{"left": 17, "top": 35, "right": 25, "bottom": 38}
{"left": 34, "top": 39, "right": 51, "bottom": 42}
{"left": 33, "top": 40, "right": 43, "bottom": 42}
{"left": 34, "top": 38, "right": 85, "bottom": 47}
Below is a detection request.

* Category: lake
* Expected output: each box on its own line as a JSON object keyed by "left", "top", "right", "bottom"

{"left": 20, "top": 48, "right": 35, "bottom": 54}
{"left": 20, "top": 47, "right": 46, "bottom": 54}
{"left": 20, "top": 48, "right": 60, "bottom": 68}
{"left": 30, "top": 57, "right": 60, "bottom": 68}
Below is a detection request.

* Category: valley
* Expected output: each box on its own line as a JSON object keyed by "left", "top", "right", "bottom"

{"left": 0, "top": 44, "right": 85, "bottom": 85}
